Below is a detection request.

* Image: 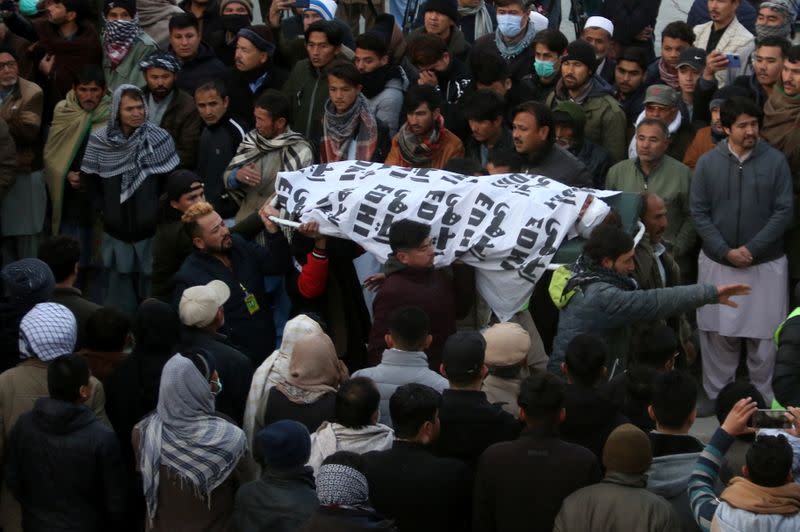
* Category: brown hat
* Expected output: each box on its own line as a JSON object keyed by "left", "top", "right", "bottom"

{"left": 602, "top": 424, "right": 652, "bottom": 474}
{"left": 287, "top": 332, "right": 346, "bottom": 390}
{"left": 482, "top": 323, "right": 530, "bottom": 367}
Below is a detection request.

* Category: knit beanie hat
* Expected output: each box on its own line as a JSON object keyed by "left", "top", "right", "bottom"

{"left": 219, "top": 0, "right": 253, "bottom": 16}
{"left": 237, "top": 25, "right": 276, "bottom": 55}
{"left": 19, "top": 303, "right": 78, "bottom": 362}
{"left": 603, "top": 423, "right": 652, "bottom": 474}
{"left": 306, "top": 0, "right": 337, "bottom": 20}
{"left": 482, "top": 322, "right": 530, "bottom": 368}
{"left": 1, "top": 258, "right": 55, "bottom": 304}
{"left": 104, "top": 0, "right": 136, "bottom": 17}
{"left": 423, "top": 0, "right": 458, "bottom": 22}
{"left": 165, "top": 169, "right": 204, "bottom": 201}
{"left": 256, "top": 420, "right": 311, "bottom": 468}
{"left": 562, "top": 40, "right": 598, "bottom": 74}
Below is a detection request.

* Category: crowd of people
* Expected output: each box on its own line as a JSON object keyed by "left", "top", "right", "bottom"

{"left": 2, "top": 0, "right": 800, "bottom": 529}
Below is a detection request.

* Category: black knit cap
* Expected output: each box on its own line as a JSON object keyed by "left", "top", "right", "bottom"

{"left": 562, "top": 40, "right": 598, "bottom": 74}
{"left": 422, "top": 0, "right": 458, "bottom": 22}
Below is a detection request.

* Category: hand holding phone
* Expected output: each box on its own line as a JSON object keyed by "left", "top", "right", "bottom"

{"left": 750, "top": 409, "right": 793, "bottom": 430}
{"left": 726, "top": 54, "right": 741, "bottom": 69}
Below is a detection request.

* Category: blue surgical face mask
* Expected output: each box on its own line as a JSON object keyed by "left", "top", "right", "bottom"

{"left": 534, "top": 59, "right": 556, "bottom": 79}
{"left": 496, "top": 14, "right": 523, "bottom": 38}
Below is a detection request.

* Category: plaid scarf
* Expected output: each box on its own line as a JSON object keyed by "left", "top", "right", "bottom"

{"left": 81, "top": 85, "right": 179, "bottom": 203}
{"left": 103, "top": 18, "right": 141, "bottom": 68}
{"left": 396, "top": 113, "right": 443, "bottom": 166}
{"left": 658, "top": 58, "right": 680, "bottom": 91}
{"left": 320, "top": 94, "right": 378, "bottom": 163}
{"left": 19, "top": 303, "right": 77, "bottom": 362}
{"left": 137, "top": 355, "right": 247, "bottom": 526}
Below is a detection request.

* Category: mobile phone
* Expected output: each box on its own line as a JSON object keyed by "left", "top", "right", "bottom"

{"left": 289, "top": 0, "right": 310, "bottom": 8}
{"left": 751, "top": 409, "right": 793, "bottom": 429}
{"left": 726, "top": 54, "right": 741, "bottom": 68}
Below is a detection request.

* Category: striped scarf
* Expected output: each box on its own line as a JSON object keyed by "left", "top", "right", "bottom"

{"left": 397, "top": 113, "right": 443, "bottom": 166}
{"left": 136, "top": 354, "right": 247, "bottom": 526}
{"left": 226, "top": 127, "right": 313, "bottom": 176}
{"left": 103, "top": 18, "right": 141, "bottom": 68}
{"left": 658, "top": 58, "right": 680, "bottom": 91}
{"left": 320, "top": 94, "right": 378, "bottom": 163}
{"left": 80, "top": 85, "right": 179, "bottom": 203}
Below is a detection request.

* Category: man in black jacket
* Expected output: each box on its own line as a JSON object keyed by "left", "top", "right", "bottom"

{"left": 6, "top": 354, "right": 126, "bottom": 532}
{"left": 437, "top": 331, "right": 520, "bottom": 465}
{"left": 173, "top": 200, "right": 289, "bottom": 365}
{"left": 463, "top": 89, "right": 513, "bottom": 169}
{"left": 178, "top": 279, "right": 254, "bottom": 424}
{"left": 473, "top": 372, "right": 602, "bottom": 532}
{"left": 169, "top": 12, "right": 227, "bottom": 94}
{"left": 363, "top": 383, "right": 472, "bottom": 532}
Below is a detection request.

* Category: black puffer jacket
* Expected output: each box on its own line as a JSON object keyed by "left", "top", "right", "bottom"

{"left": 5, "top": 397, "right": 127, "bottom": 532}
{"left": 773, "top": 313, "right": 800, "bottom": 408}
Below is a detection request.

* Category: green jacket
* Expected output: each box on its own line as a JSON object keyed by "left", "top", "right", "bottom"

{"left": 606, "top": 155, "right": 696, "bottom": 264}
{"left": 282, "top": 59, "right": 330, "bottom": 154}
{"left": 103, "top": 33, "right": 158, "bottom": 93}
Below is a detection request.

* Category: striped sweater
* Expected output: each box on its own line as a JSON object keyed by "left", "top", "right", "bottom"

{"left": 688, "top": 427, "right": 735, "bottom": 531}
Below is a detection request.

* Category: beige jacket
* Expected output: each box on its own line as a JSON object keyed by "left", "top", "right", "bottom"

{"left": 693, "top": 18, "right": 755, "bottom": 87}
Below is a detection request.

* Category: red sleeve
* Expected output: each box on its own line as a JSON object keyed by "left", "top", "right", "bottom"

{"left": 297, "top": 251, "right": 329, "bottom": 299}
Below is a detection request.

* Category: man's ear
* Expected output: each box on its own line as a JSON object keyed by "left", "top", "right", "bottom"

{"left": 538, "top": 124, "right": 550, "bottom": 142}
{"left": 480, "top": 364, "right": 489, "bottom": 379}
{"left": 560, "top": 361, "right": 568, "bottom": 377}
{"left": 78, "top": 382, "right": 91, "bottom": 403}
{"left": 423, "top": 334, "right": 433, "bottom": 349}
{"left": 742, "top": 465, "right": 750, "bottom": 479}
{"left": 440, "top": 363, "right": 448, "bottom": 378}
{"left": 385, "top": 334, "right": 395, "bottom": 349}
{"left": 170, "top": 199, "right": 181, "bottom": 211}
{"left": 648, "top": 404, "right": 657, "bottom": 421}
{"left": 503, "top": 78, "right": 512, "bottom": 91}
{"left": 192, "top": 236, "right": 206, "bottom": 250}
{"left": 559, "top": 407, "right": 566, "bottom": 423}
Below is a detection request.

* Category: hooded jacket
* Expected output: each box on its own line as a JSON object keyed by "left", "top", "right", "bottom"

{"left": 690, "top": 140, "right": 793, "bottom": 266}
{"left": 5, "top": 398, "right": 126, "bottom": 532}
{"left": 307, "top": 421, "right": 394, "bottom": 474}
{"left": 547, "top": 76, "right": 628, "bottom": 163}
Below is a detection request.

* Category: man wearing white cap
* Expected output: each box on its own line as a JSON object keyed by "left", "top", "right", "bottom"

{"left": 582, "top": 16, "right": 616, "bottom": 85}
{"left": 179, "top": 279, "right": 254, "bottom": 425}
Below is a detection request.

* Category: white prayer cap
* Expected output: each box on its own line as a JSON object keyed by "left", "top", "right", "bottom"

{"left": 584, "top": 16, "right": 614, "bottom": 37}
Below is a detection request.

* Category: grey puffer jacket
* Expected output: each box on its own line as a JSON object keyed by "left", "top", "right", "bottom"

{"left": 549, "top": 282, "right": 719, "bottom": 373}
{"left": 691, "top": 140, "right": 793, "bottom": 266}
{"left": 366, "top": 74, "right": 407, "bottom": 138}
{"left": 647, "top": 451, "right": 704, "bottom": 531}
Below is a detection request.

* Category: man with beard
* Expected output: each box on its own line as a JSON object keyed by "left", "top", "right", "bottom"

{"left": 546, "top": 39, "right": 627, "bottom": 163}
{"left": 581, "top": 16, "right": 615, "bottom": 85}
{"left": 384, "top": 84, "right": 464, "bottom": 169}
{"left": 683, "top": 84, "right": 751, "bottom": 169}
{"left": 206, "top": 0, "right": 253, "bottom": 66}
{"left": 354, "top": 17, "right": 407, "bottom": 137}
{"left": 140, "top": 51, "right": 203, "bottom": 168}
{"left": 101, "top": 0, "right": 158, "bottom": 92}
{"left": 406, "top": 33, "right": 470, "bottom": 139}
{"left": 733, "top": 36, "right": 788, "bottom": 110}
{"left": 608, "top": 118, "right": 695, "bottom": 279}
{"left": 173, "top": 200, "right": 289, "bottom": 364}
{"left": 463, "top": 89, "right": 512, "bottom": 168}
{"left": 754, "top": 0, "right": 796, "bottom": 43}
{"left": 43, "top": 66, "right": 109, "bottom": 296}
{"left": 763, "top": 44, "right": 800, "bottom": 302}
{"left": 691, "top": 96, "right": 793, "bottom": 402}
{"left": 693, "top": 0, "right": 755, "bottom": 87}
{"left": 614, "top": 47, "right": 649, "bottom": 131}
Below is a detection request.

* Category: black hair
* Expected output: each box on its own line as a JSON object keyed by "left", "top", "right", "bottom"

{"left": 637, "top": 117, "right": 670, "bottom": 138}
{"left": 407, "top": 33, "right": 448, "bottom": 67}
{"left": 715, "top": 381, "right": 767, "bottom": 423}
{"left": 493, "top": 0, "right": 527, "bottom": 8}
{"left": 389, "top": 383, "right": 441, "bottom": 439}
{"left": 756, "top": 35, "right": 791, "bottom": 57}
{"left": 487, "top": 147, "right": 523, "bottom": 171}
{"left": 119, "top": 87, "right": 144, "bottom": 104}
{"left": 564, "top": 334, "right": 607, "bottom": 387}
{"left": 631, "top": 324, "right": 678, "bottom": 369}
{"left": 255, "top": 88, "right": 292, "bottom": 122}
{"left": 85, "top": 307, "right": 131, "bottom": 352}
{"left": 321, "top": 450, "right": 366, "bottom": 472}
{"left": 326, "top": 59, "right": 362, "bottom": 87}
{"left": 464, "top": 89, "right": 505, "bottom": 122}
{"left": 305, "top": 20, "right": 344, "bottom": 47}
{"left": 532, "top": 28, "right": 569, "bottom": 55}
{"left": 720, "top": 96, "right": 763, "bottom": 129}
{"left": 389, "top": 218, "right": 430, "bottom": 252}
{"left": 388, "top": 306, "right": 431, "bottom": 350}
{"left": 335, "top": 377, "right": 381, "bottom": 429}
{"left": 470, "top": 52, "right": 511, "bottom": 85}
{"left": 404, "top": 84, "right": 442, "bottom": 114}
{"left": 517, "top": 372, "right": 566, "bottom": 423}
{"left": 48, "top": 354, "right": 90, "bottom": 403}
{"left": 787, "top": 44, "right": 800, "bottom": 63}
{"left": 584, "top": 224, "right": 635, "bottom": 263}
{"left": 56, "top": 0, "right": 89, "bottom": 20}
{"left": 616, "top": 46, "right": 649, "bottom": 72}
{"left": 194, "top": 78, "right": 229, "bottom": 99}
{"left": 651, "top": 371, "right": 697, "bottom": 430}
{"left": 746, "top": 434, "right": 794, "bottom": 487}
{"left": 355, "top": 32, "right": 389, "bottom": 58}
{"left": 443, "top": 158, "right": 484, "bottom": 175}
{"left": 0, "top": 46, "right": 19, "bottom": 62}
{"left": 513, "top": 101, "right": 555, "bottom": 144}
{"left": 38, "top": 236, "right": 80, "bottom": 283}
{"left": 169, "top": 12, "right": 200, "bottom": 32}
{"left": 73, "top": 64, "right": 106, "bottom": 88}
{"left": 661, "top": 21, "right": 695, "bottom": 45}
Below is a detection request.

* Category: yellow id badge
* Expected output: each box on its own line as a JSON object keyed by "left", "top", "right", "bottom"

{"left": 241, "top": 283, "right": 260, "bottom": 315}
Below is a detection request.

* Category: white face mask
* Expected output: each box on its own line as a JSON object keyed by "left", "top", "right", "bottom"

{"left": 496, "top": 14, "right": 523, "bottom": 38}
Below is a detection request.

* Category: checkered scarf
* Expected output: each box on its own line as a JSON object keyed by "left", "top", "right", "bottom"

{"left": 136, "top": 354, "right": 247, "bottom": 526}
{"left": 316, "top": 464, "right": 370, "bottom": 507}
{"left": 320, "top": 94, "right": 378, "bottom": 163}
{"left": 103, "top": 17, "right": 141, "bottom": 68}
{"left": 19, "top": 303, "right": 77, "bottom": 362}
{"left": 397, "top": 113, "right": 443, "bottom": 166}
{"left": 81, "top": 84, "right": 179, "bottom": 203}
